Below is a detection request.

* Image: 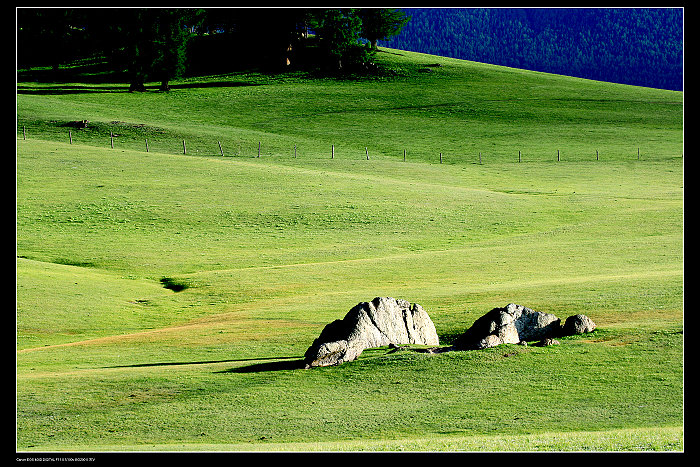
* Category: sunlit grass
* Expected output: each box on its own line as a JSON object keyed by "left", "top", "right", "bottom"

{"left": 16, "top": 47, "right": 683, "bottom": 451}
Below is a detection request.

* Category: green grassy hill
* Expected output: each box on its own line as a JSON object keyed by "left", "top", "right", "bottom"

{"left": 16, "top": 48, "right": 683, "bottom": 451}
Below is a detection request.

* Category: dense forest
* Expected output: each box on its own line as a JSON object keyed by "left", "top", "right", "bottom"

{"left": 379, "top": 8, "right": 683, "bottom": 91}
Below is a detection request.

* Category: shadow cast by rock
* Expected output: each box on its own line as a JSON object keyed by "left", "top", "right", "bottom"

{"left": 219, "top": 358, "right": 306, "bottom": 373}
{"left": 106, "top": 355, "right": 303, "bottom": 372}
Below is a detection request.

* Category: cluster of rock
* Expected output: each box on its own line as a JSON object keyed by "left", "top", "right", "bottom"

{"left": 304, "top": 298, "right": 595, "bottom": 368}
{"left": 452, "top": 303, "right": 595, "bottom": 350}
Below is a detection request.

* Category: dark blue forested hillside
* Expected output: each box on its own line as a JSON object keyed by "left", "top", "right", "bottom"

{"left": 378, "top": 8, "right": 683, "bottom": 91}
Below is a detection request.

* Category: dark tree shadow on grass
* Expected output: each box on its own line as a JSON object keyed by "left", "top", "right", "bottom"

{"left": 17, "top": 81, "right": 260, "bottom": 96}
{"left": 17, "top": 85, "right": 129, "bottom": 95}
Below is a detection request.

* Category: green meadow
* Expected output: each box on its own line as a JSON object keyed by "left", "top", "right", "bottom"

{"left": 16, "top": 48, "right": 683, "bottom": 451}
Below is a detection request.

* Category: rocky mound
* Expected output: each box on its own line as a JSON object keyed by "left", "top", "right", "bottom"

{"left": 303, "top": 297, "right": 440, "bottom": 368}
{"left": 453, "top": 303, "right": 596, "bottom": 350}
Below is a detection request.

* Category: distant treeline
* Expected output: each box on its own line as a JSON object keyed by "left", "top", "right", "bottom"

{"left": 379, "top": 8, "right": 683, "bottom": 91}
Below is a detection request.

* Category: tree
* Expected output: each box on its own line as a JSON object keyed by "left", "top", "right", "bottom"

{"left": 152, "top": 9, "right": 200, "bottom": 91}
{"left": 107, "top": 8, "right": 197, "bottom": 92}
{"left": 359, "top": 8, "right": 411, "bottom": 50}
{"left": 312, "top": 9, "right": 372, "bottom": 71}
{"left": 124, "top": 9, "right": 155, "bottom": 92}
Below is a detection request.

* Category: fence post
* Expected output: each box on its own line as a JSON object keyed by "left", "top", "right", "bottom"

{"left": 145, "top": 138, "right": 149, "bottom": 153}
{"left": 638, "top": 147, "right": 640, "bottom": 160}
{"left": 557, "top": 149, "right": 560, "bottom": 162}
{"left": 294, "top": 144, "right": 297, "bottom": 158}
{"left": 183, "top": 139, "right": 187, "bottom": 155}
{"left": 110, "top": 132, "right": 114, "bottom": 149}
{"left": 332, "top": 144, "right": 334, "bottom": 159}
{"left": 258, "top": 141, "right": 261, "bottom": 158}
{"left": 518, "top": 150, "right": 521, "bottom": 163}
{"left": 596, "top": 149, "right": 599, "bottom": 161}
{"left": 403, "top": 149, "right": 406, "bottom": 162}
{"left": 69, "top": 130, "right": 72, "bottom": 145}
{"left": 219, "top": 141, "right": 224, "bottom": 157}
{"left": 479, "top": 152, "right": 482, "bottom": 164}
{"left": 366, "top": 147, "right": 369, "bottom": 160}
{"left": 440, "top": 152, "right": 442, "bottom": 164}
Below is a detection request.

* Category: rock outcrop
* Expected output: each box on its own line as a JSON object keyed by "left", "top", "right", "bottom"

{"left": 453, "top": 303, "right": 596, "bottom": 350}
{"left": 304, "top": 300, "right": 597, "bottom": 367}
{"left": 303, "top": 297, "right": 440, "bottom": 368}
{"left": 453, "top": 303, "right": 561, "bottom": 350}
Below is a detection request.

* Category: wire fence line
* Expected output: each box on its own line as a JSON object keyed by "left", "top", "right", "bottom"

{"left": 18, "top": 123, "right": 683, "bottom": 164}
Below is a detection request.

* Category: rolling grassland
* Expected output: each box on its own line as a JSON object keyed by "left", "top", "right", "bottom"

{"left": 16, "top": 48, "right": 683, "bottom": 451}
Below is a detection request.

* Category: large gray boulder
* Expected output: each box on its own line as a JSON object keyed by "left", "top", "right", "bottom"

{"left": 304, "top": 297, "right": 440, "bottom": 368}
{"left": 453, "top": 303, "right": 562, "bottom": 350}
